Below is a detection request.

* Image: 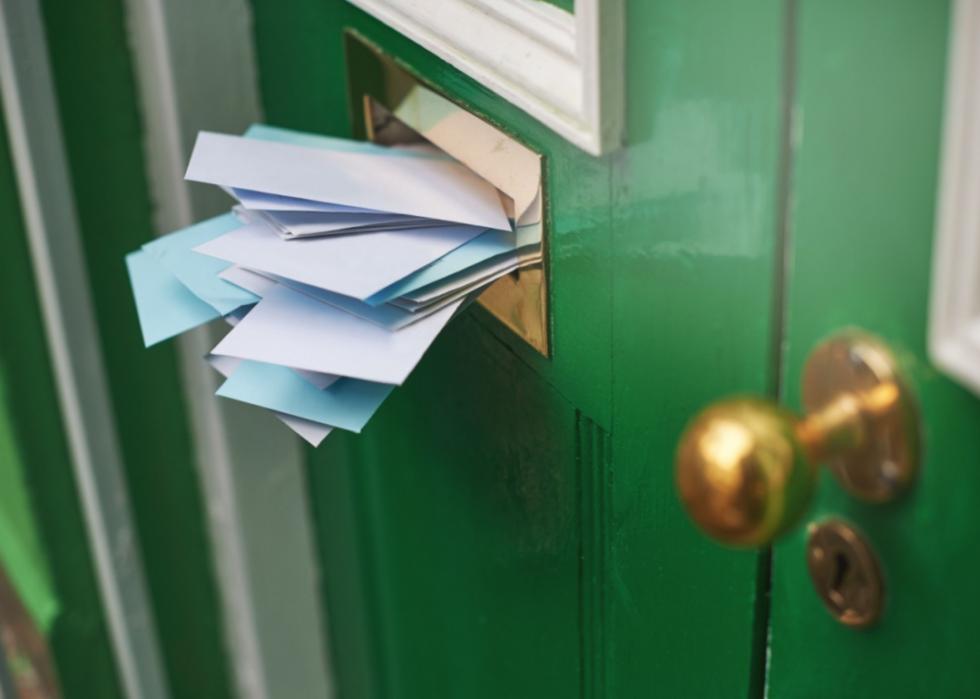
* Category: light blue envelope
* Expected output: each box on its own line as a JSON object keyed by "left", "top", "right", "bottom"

{"left": 364, "top": 228, "right": 516, "bottom": 306}
{"left": 126, "top": 249, "right": 220, "bottom": 346}
{"left": 142, "top": 213, "right": 257, "bottom": 315}
{"left": 215, "top": 360, "right": 394, "bottom": 433}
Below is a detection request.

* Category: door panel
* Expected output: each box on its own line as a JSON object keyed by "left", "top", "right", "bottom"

{"left": 610, "top": 1, "right": 788, "bottom": 695}
{"left": 330, "top": 318, "right": 587, "bottom": 697}
{"left": 313, "top": 16, "right": 617, "bottom": 696}
{"left": 251, "top": 1, "right": 789, "bottom": 696}
{"left": 768, "top": 1, "right": 971, "bottom": 696}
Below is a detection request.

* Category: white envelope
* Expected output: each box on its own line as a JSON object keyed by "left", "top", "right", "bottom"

{"left": 400, "top": 253, "right": 523, "bottom": 305}
{"left": 231, "top": 187, "right": 380, "bottom": 214}
{"left": 210, "top": 284, "right": 462, "bottom": 385}
{"left": 219, "top": 265, "right": 278, "bottom": 297}
{"left": 221, "top": 265, "right": 473, "bottom": 330}
{"left": 222, "top": 300, "right": 337, "bottom": 390}
{"left": 194, "top": 221, "right": 484, "bottom": 300}
{"left": 257, "top": 210, "right": 445, "bottom": 239}
{"left": 185, "top": 132, "right": 511, "bottom": 231}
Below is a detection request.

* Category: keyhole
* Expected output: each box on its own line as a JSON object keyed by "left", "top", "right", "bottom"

{"left": 806, "top": 520, "right": 884, "bottom": 628}
{"left": 831, "top": 551, "right": 850, "bottom": 591}
{"left": 827, "top": 549, "right": 852, "bottom": 607}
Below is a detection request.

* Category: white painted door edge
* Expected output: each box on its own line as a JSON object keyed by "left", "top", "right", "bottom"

{"left": 930, "top": 0, "right": 980, "bottom": 395}
{"left": 0, "top": 1, "right": 170, "bottom": 698}
{"left": 346, "top": 0, "right": 624, "bottom": 155}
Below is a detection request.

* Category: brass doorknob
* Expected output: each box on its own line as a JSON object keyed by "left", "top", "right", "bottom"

{"left": 675, "top": 331, "right": 919, "bottom": 548}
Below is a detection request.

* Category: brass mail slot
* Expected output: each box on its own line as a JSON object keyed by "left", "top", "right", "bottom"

{"left": 346, "top": 33, "right": 550, "bottom": 357}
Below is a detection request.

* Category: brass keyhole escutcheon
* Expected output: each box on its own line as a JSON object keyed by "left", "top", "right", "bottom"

{"left": 806, "top": 520, "right": 884, "bottom": 628}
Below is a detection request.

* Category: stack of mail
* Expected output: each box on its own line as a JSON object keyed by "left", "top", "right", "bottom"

{"left": 125, "top": 124, "right": 542, "bottom": 446}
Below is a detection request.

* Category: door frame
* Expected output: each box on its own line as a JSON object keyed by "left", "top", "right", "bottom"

{"left": 930, "top": 0, "right": 980, "bottom": 394}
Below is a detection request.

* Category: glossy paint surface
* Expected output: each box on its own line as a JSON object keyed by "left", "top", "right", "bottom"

{"left": 768, "top": 2, "right": 979, "bottom": 696}
{"left": 610, "top": 3, "right": 787, "bottom": 695}
{"left": 252, "top": 1, "right": 788, "bottom": 695}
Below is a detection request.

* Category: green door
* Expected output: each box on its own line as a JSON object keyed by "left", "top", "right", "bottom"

{"left": 0, "top": 0, "right": 932, "bottom": 695}
{"left": 251, "top": 1, "right": 972, "bottom": 696}
{"left": 252, "top": 1, "right": 786, "bottom": 696}
{"left": 768, "top": 1, "right": 980, "bottom": 696}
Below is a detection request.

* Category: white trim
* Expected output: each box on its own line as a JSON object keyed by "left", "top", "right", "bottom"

{"left": 930, "top": 0, "right": 980, "bottom": 396}
{"left": 346, "top": 0, "right": 623, "bottom": 155}
{"left": 123, "top": 1, "right": 334, "bottom": 698}
{"left": 0, "top": 2, "right": 170, "bottom": 698}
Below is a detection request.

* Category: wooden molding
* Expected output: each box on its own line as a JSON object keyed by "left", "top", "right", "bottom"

{"left": 346, "top": 0, "right": 623, "bottom": 155}
{"left": 930, "top": 0, "right": 980, "bottom": 395}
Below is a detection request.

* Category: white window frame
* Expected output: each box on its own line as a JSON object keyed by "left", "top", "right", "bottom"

{"left": 930, "top": 0, "right": 980, "bottom": 395}
{"left": 346, "top": 0, "right": 623, "bottom": 155}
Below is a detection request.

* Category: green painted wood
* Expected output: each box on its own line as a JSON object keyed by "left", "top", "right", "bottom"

{"left": 610, "top": 2, "right": 788, "bottom": 695}
{"left": 251, "top": 1, "right": 791, "bottom": 696}
{"left": 36, "top": 1, "right": 234, "bottom": 697}
{"left": 0, "top": 370, "right": 59, "bottom": 632}
{"left": 251, "top": 0, "right": 352, "bottom": 138}
{"left": 767, "top": 2, "right": 965, "bottom": 697}
{"left": 0, "top": 104, "right": 124, "bottom": 699}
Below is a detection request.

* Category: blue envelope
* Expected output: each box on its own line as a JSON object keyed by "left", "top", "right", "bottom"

{"left": 215, "top": 360, "right": 394, "bottom": 433}
{"left": 364, "top": 228, "right": 515, "bottom": 306}
{"left": 143, "top": 213, "right": 257, "bottom": 315}
{"left": 125, "top": 250, "right": 220, "bottom": 346}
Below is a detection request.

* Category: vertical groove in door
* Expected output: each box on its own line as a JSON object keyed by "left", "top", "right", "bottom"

{"left": 753, "top": 0, "right": 801, "bottom": 695}
{"left": 768, "top": 0, "right": 801, "bottom": 400}
{"left": 577, "top": 411, "right": 609, "bottom": 699}
{"left": 751, "top": 0, "right": 800, "bottom": 697}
